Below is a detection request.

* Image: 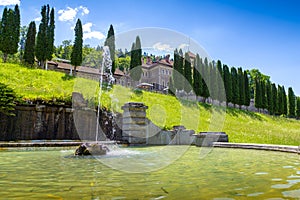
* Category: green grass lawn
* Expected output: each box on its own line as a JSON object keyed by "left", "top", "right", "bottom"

{"left": 1, "top": 63, "right": 300, "bottom": 145}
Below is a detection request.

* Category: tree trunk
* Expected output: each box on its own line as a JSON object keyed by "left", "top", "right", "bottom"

{"left": 3, "top": 53, "right": 8, "bottom": 63}
{"left": 73, "top": 66, "right": 77, "bottom": 76}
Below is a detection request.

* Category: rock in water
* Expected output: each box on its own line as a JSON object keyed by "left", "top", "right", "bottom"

{"left": 74, "top": 143, "right": 109, "bottom": 156}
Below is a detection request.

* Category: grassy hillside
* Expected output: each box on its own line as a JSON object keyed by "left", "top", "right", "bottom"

{"left": 1, "top": 63, "right": 300, "bottom": 145}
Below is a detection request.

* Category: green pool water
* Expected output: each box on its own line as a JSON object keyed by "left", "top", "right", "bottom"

{"left": 0, "top": 146, "right": 300, "bottom": 199}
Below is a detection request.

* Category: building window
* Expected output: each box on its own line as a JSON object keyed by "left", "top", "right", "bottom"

{"left": 146, "top": 72, "right": 148, "bottom": 77}
{"left": 162, "top": 69, "right": 164, "bottom": 75}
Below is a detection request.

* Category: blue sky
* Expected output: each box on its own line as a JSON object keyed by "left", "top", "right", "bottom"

{"left": 1, "top": 0, "right": 300, "bottom": 95}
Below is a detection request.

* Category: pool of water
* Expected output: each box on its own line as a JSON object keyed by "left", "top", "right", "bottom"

{"left": 0, "top": 146, "right": 300, "bottom": 199}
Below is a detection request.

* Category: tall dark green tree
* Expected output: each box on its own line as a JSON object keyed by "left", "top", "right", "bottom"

{"left": 201, "top": 57, "right": 210, "bottom": 102}
{"left": 216, "top": 60, "right": 224, "bottom": 102}
{"left": 23, "top": 21, "right": 36, "bottom": 66}
{"left": 71, "top": 19, "right": 83, "bottom": 76}
{"left": 223, "top": 65, "right": 232, "bottom": 106}
{"left": 266, "top": 81, "right": 272, "bottom": 113}
{"left": 129, "top": 36, "right": 142, "bottom": 81}
{"left": 237, "top": 67, "right": 245, "bottom": 107}
{"left": 168, "top": 76, "right": 175, "bottom": 96}
{"left": 244, "top": 70, "right": 250, "bottom": 107}
{"left": 254, "top": 79, "right": 262, "bottom": 111}
{"left": 173, "top": 49, "right": 183, "bottom": 92}
{"left": 296, "top": 97, "right": 300, "bottom": 119}
{"left": 104, "top": 24, "right": 115, "bottom": 73}
{"left": 231, "top": 67, "right": 239, "bottom": 107}
{"left": 178, "top": 49, "right": 184, "bottom": 91}
{"left": 193, "top": 54, "right": 203, "bottom": 96}
{"left": 261, "top": 80, "right": 267, "bottom": 110}
{"left": 184, "top": 52, "right": 192, "bottom": 93}
{"left": 277, "top": 85, "right": 283, "bottom": 115}
{"left": 282, "top": 86, "right": 287, "bottom": 115}
{"left": 288, "top": 87, "right": 296, "bottom": 118}
{"left": 0, "top": 5, "right": 20, "bottom": 62}
{"left": 271, "top": 83, "right": 278, "bottom": 115}
{"left": 36, "top": 5, "right": 55, "bottom": 69}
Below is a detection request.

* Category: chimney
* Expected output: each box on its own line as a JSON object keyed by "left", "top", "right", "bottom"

{"left": 165, "top": 54, "right": 170, "bottom": 63}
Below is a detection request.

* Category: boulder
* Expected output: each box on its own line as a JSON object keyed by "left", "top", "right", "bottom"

{"left": 74, "top": 143, "right": 109, "bottom": 156}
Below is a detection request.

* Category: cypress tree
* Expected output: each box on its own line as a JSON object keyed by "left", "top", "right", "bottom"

{"left": 202, "top": 57, "right": 210, "bottom": 102}
{"left": 184, "top": 52, "right": 192, "bottom": 93}
{"left": 168, "top": 76, "right": 175, "bottom": 96}
{"left": 261, "top": 80, "right": 267, "bottom": 110}
{"left": 223, "top": 65, "right": 231, "bottom": 106}
{"left": 288, "top": 87, "right": 296, "bottom": 118}
{"left": 244, "top": 70, "right": 250, "bottom": 107}
{"left": 271, "top": 83, "right": 278, "bottom": 115}
{"left": 193, "top": 54, "right": 203, "bottom": 97}
{"left": 254, "top": 79, "right": 262, "bottom": 110}
{"left": 282, "top": 86, "right": 287, "bottom": 115}
{"left": 129, "top": 36, "right": 142, "bottom": 81}
{"left": 266, "top": 81, "right": 272, "bottom": 113}
{"left": 216, "top": 60, "right": 224, "bottom": 102}
{"left": 296, "top": 97, "right": 300, "bottom": 119}
{"left": 71, "top": 19, "right": 83, "bottom": 76}
{"left": 277, "top": 85, "right": 283, "bottom": 115}
{"left": 231, "top": 67, "right": 239, "bottom": 106}
{"left": 104, "top": 24, "right": 115, "bottom": 73}
{"left": 178, "top": 49, "right": 184, "bottom": 91}
{"left": 0, "top": 6, "right": 20, "bottom": 62}
{"left": 237, "top": 67, "right": 245, "bottom": 107}
{"left": 173, "top": 49, "right": 179, "bottom": 91}
{"left": 47, "top": 7, "right": 55, "bottom": 61}
{"left": 36, "top": 5, "right": 55, "bottom": 69}
{"left": 12, "top": 4, "right": 20, "bottom": 56}
{"left": 24, "top": 21, "right": 36, "bottom": 66}
{"left": 129, "top": 42, "right": 135, "bottom": 70}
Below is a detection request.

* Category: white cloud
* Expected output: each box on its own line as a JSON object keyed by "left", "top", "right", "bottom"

{"left": 178, "top": 43, "right": 189, "bottom": 50}
{"left": 152, "top": 42, "right": 173, "bottom": 52}
{"left": 83, "top": 31, "right": 105, "bottom": 40}
{"left": 82, "top": 22, "right": 105, "bottom": 40}
{"left": 34, "top": 17, "right": 41, "bottom": 22}
{"left": 58, "top": 7, "right": 77, "bottom": 22}
{"left": 0, "top": 0, "right": 20, "bottom": 6}
{"left": 82, "top": 22, "right": 92, "bottom": 33}
{"left": 58, "top": 6, "right": 90, "bottom": 22}
{"left": 79, "top": 6, "right": 89, "bottom": 15}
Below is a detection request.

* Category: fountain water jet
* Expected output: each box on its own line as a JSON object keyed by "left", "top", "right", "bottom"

{"left": 75, "top": 46, "right": 116, "bottom": 156}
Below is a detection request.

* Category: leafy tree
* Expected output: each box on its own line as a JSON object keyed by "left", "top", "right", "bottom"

{"left": 115, "top": 56, "right": 130, "bottom": 71}
{"left": 184, "top": 52, "right": 192, "bottom": 92}
{"left": 248, "top": 69, "right": 270, "bottom": 98}
{"left": 288, "top": 87, "right": 296, "bottom": 117}
{"left": 36, "top": 5, "right": 55, "bottom": 69}
{"left": 223, "top": 64, "right": 232, "bottom": 106}
{"left": 23, "top": 21, "right": 36, "bottom": 66}
{"left": 0, "top": 5, "right": 20, "bottom": 62}
{"left": 71, "top": 19, "right": 83, "bottom": 76}
{"left": 0, "top": 83, "right": 16, "bottom": 116}
{"left": 104, "top": 24, "right": 116, "bottom": 73}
